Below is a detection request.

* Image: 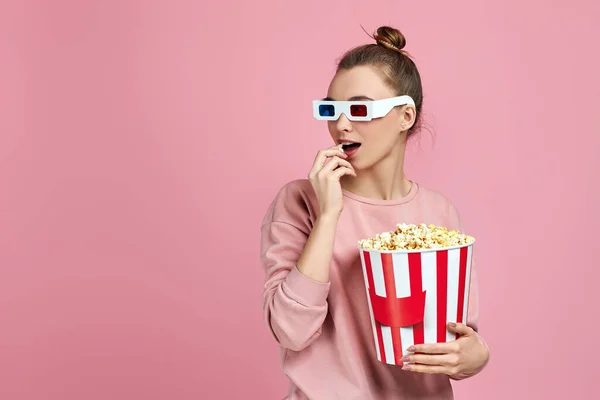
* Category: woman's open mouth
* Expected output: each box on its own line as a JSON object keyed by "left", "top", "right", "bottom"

{"left": 341, "top": 141, "right": 361, "bottom": 157}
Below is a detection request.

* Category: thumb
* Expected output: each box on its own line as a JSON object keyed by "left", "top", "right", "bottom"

{"left": 447, "top": 322, "right": 473, "bottom": 336}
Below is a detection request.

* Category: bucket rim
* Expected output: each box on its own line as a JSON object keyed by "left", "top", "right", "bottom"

{"left": 357, "top": 239, "right": 475, "bottom": 254}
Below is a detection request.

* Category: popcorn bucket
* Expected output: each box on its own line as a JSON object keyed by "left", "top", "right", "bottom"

{"left": 358, "top": 242, "right": 474, "bottom": 366}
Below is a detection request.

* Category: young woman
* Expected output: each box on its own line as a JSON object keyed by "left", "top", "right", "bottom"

{"left": 260, "top": 26, "right": 490, "bottom": 400}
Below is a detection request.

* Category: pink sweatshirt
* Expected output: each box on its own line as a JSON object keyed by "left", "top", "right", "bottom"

{"left": 260, "top": 179, "right": 480, "bottom": 400}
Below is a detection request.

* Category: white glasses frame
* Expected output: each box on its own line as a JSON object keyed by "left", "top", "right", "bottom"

{"left": 312, "top": 95, "right": 415, "bottom": 121}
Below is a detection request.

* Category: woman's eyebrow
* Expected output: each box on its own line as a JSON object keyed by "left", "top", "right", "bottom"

{"left": 321, "top": 95, "right": 374, "bottom": 101}
{"left": 348, "top": 95, "right": 374, "bottom": 101}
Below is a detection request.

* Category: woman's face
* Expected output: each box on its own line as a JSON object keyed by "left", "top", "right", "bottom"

{"left": 325, "top": 65, "right": 415, "bottom": 171}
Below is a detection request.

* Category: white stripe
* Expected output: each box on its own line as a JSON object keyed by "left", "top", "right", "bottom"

{"left": 371, "top": 253, "right": 386, "bottom": 297}
{"left": 400, "top": 326, "right": 413, "bottom": 357}
{"left": 381, "top": 325, "right": 395, "bottom": 364}
{"left": 392, "top": 252, "right": 410, "bottom": 297}
{"left": 463, "top": 245, "right": 473, "bottom": 324}
{"left": 421, "top": 251, "right": 438, "bottom": 344}
{"left": 392, "top": 253, "right": 413, "bottom": 356}
{"left": 361, "top": 251, "right": 381, "bottom": 361}
{"left": 446, "top": 248, "right": 460, "bottom": 342}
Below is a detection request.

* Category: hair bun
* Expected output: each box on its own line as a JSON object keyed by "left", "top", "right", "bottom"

{"left": 373, "top": 26, "right": 406, "bottom": 53}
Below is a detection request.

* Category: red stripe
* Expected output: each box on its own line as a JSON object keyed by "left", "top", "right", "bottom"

{"left": 381, "top": 253, "right": 403, "bottom": 364}
{"left": 363, "top": 251, "right": 385, "bottom": 362}
{"left": 408, "top": 253, "right": 425, "bottom": 345}
{"left": 436, "top": 250, "right": 448, "bottom": 343}
{"left": 456, "top": 247, "right": 469, "bottom": 331}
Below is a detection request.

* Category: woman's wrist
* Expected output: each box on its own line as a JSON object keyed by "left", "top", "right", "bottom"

{"left": 296, "top": 214, "right": 339, "bottom": 283}
{"left": 316, "top": 212, "right": 340, "bottom": 226}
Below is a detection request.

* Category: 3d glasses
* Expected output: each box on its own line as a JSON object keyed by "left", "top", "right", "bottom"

{"left": 312, "top": 95, "right": 415, "bottom": 121}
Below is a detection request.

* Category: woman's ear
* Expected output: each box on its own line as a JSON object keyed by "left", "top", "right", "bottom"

{"left": 399, "top": 105, "right": 416, "bottom": 132}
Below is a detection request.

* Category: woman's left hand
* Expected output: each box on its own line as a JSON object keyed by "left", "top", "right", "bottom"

{"left": 400, "top": 322, "right": 490, "bottom": 380}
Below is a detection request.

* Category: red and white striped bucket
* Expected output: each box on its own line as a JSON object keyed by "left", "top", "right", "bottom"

{"left": 358, "top": 243, "right": 474, "bottom": 366}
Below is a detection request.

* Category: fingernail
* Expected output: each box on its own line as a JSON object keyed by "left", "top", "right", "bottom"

{"left": 401, "top": 355, "right": 410, "bottom": 362}
{"left": 448, "top": 322, "right": 457, "bottom": 328}
{"left": 402, "top": 364, "right": 411, "bottom": 371}
{"left": 407, "top": 346, "right": 415, "bottom": 352}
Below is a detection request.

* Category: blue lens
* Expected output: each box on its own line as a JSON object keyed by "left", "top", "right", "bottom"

{"left": 319, "top": 104, "right": 335, "bottom": 117}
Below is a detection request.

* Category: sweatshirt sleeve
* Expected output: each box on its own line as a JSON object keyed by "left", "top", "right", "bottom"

{"left": 446, "top": 201, "right": 480, "bottom": 333}
{"left": 259, "top": 182, "right": 330, "bottom": 352}
{"left": 446, "top": 200, "right": 489, "bottom": 380}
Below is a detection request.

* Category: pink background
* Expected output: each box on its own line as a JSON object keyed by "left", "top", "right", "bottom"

{"left": 1, "top": 1, "right": 599, "bottom": 399}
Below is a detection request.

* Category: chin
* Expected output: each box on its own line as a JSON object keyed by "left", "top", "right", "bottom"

{"left": 351, "top": 158, "right": 375, "bottom": 171}
{"left": 348, "top": 159, "right": 363, "bottom": 171}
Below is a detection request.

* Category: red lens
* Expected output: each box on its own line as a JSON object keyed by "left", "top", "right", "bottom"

{"left": 350, "top": 104, "right": 367, "bottom": 117}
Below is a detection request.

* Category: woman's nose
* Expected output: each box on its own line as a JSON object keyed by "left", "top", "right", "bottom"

{"left": 335, "top": 112, "right": 352, "bottom": 132}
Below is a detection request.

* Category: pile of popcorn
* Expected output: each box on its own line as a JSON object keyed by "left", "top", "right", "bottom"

{"left": 358, "top": 223, "right": 475, "bottom": 251}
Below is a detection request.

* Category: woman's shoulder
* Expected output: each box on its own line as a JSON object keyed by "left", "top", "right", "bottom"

{"left": 274, "top": 178, "right": 314, "bottom": 198}
{"left": 261, "top": 179, "right": 318, "bottom": 231}
{"left": 414, "top": 183, "right": 462, "bottom": 230}
{"left": 415, "top": 183, "right": 455, "bottom": 207}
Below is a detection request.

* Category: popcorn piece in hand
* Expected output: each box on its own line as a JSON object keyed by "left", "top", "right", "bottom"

{"left": 358, "top": 223, "right": 475, "bottom": 251}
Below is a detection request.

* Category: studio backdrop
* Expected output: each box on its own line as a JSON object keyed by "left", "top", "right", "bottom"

{"left": 1, "top": 1, "right": 599, "bottom": 399}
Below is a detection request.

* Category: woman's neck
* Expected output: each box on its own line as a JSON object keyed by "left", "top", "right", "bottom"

{"left": 341, "top": 143, "right": 411, "bottom": 201}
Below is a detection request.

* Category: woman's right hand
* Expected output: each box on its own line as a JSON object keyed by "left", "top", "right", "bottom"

{"left": 308, "top": 145, "right": 357, "bottom": 220}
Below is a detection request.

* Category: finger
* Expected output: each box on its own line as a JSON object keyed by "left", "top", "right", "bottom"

{"left": 321, "top": 147, "right": 348, "bottom": 168}
{"left": 402, "top": 352, "right": 459, "bottom": 367}
{"left": 329, "top": 166, "right": 357, "bottom": 180}
{"left": 309, "top": 147, "right": 347, "bottom": 178}
{"left": 407, "top": 342, "right": 459, "bottom": 355}
{"left": 313, "top": 146, "right": 346, "bottom": 166}
{"left": 318, "top": 156, "right": 355, "bottom": 176}
{"left": 447, "top": 322, "right": 473, "bottom": 336}
{"left": 402, "top": 363, "right": 455, "bottom": 375}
